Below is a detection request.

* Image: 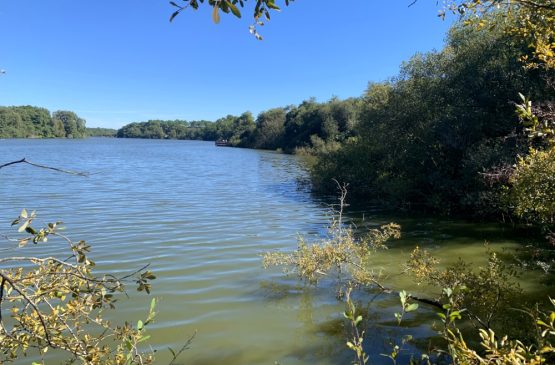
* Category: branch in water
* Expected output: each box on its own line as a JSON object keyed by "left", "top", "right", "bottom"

{"left": 0, "top": 158, "right": 88, "bottom": 176}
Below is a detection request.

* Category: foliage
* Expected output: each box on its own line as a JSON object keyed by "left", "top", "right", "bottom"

{"left": 440, "top": 0, "right": 555, "bottom": 70}
{"left": 263, "top": 187, "right": 555, "bottom": 364}
{"left": 439, "top": 296, "right": 555, "bottom": 364}
{"left": 248, "top": 108, "right": 287, "bottom": 150}
{"left": 0, "top": 106, "right": 87, "bottom": 139}
{"left": 312, "top": 14, "right": 552, "bottom": 216}
{"left": 405, "top": 246, "right": 523, "bottom": 335}
{"left": 86, "top": 127, "right": 118, "bottom": 137}
{"left": 116, "top": 113, "right": 256, "bottom": 145}
{"left": 0, "top": 210, "right": 156, "bottom": 364}
{"left": 516, "top": 92, "right": 555, "bottom": 147}
{"left": 263, "top": 184, "right": 402, "bottom": 307}
{"left": 504, "top": 147, "right": 555, "bottom": 225}
{"left": 116, "top": 97, "right": 360, "bottom": 152}
{"left": 343, "top": 287, "right": 369, "bottom": 365}
{"left": 262, "top": 208, "right": 400, "bottom": 287}
{"left": 117, "top": 119, "right": 214, "bottom": 140}
{"left": 168, "top": 0, "right": 294, "bottom": 40}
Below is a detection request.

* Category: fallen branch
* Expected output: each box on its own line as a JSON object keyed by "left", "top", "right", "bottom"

{"left": 0, "top": 158, "right": 88, "bottom": 176}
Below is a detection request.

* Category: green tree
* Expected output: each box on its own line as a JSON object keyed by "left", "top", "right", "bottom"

{"left": 312, "top": 14, "right": 551, "bottom": 214}
{"left": 439, "top": 0, "right": 555, "bottom": 70}
{"left": 13, "top": 106, "right": 53, "bottom": 137}
{"left": 250, "top": 108, "right": 287, "bottom": 150}
{"left": 52, "top": 111, "right": 87, "bottom": 138}
{"left": 0, "top": 108, "right": 26, "bottom": 138}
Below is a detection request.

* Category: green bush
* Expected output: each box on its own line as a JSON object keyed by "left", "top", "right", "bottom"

{"left": 506, "top": 147, "right": 555, "bottom": 226}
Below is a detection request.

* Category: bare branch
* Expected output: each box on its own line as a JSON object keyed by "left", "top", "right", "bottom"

{"left": 0, "top": 158, "right": 88, "bottom": 176}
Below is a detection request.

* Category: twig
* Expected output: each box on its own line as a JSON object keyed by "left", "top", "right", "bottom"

{"left": 169, "top": 330, "right": 197, "bottom": 365}
{"left": 0, "top": 276, "right": 5, "bottom": 323}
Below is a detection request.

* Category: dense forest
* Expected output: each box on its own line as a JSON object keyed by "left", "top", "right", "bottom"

{"left": 117, "top": 15, "right": 554, "bottom": 227}
{"left": 313, "top": 18, "right": 554, "bottom": 218}
{"left": 0, "top": 106, "right": 87, "bottom": 138}
{"left": 116, "top": 98, "right": 359, "bottom": 152}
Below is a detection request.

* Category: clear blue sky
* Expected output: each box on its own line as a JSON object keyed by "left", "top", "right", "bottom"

{"left": 0, "top": 1, "right": 453, "bottom": 129}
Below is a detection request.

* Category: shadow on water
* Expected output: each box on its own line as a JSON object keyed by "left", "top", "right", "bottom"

{"left": 253, "top": 277, "right": 451, "bottom": 365}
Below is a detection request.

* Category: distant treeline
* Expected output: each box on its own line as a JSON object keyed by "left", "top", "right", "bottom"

{"left": 0, "top": 106, "right": 87, "bottom": 138}
{"left": 86, "top": 127, "right": 117, "bottom": 137}
{"left": 116, "top": 97, "right": 360, "bottom": 153}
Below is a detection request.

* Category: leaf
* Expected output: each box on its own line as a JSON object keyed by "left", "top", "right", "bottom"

{"left": 137, "top": 320, "right": 144, "bottom": 330}
{"left": 170, "top": 10, "right": 180, "bottom": 22}
{"left": 18, "top": 220, "right": 29, "bottom": 233}
{"left": 20, "top": 208, "right": 28, "bottom": 219}
{"left": 399, "top": 290, "right": 407, "bottom": 306}
{"left": 212, "top": 6, "right": 220, "bottom": 24}
{"left": 266, "top": 0, "right": 280, "bottom": 10}
{"left": 138, "top": 335, "right": 151, "bottom": 343}
{"left": 406, "top": 303, "right": 419, "bottom": 312}
{"left": 227, "top": 1, "right": 242, "bottom": 18}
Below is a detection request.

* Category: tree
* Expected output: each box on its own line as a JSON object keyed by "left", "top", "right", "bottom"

{"left": 250, "top": 108, "right": 286, "bottom": 150}
{"left": 52, "top": 111, "right": 87, "bottom": 139}
{"left": 0, "top": 108, "right": 26, "bottom": 138}
{"left": 438, "top": 0, "right": 555, "bottom": 70}
{"left": 311, "top": 14, "right": 551, "bottom": 213}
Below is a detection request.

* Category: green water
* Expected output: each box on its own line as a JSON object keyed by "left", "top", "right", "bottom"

{"left": 0, "top": 138, "right": 552, "bottom": 364}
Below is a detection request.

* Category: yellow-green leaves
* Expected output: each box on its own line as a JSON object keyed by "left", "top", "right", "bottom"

{"left": 505, "top": 147, "right": 555, "bottom": 225}
{"left": 1, "top": 213, "right": 158, "bottom": 364}
{"left": 227, "top": 0, "right": 242, "bottom": 18}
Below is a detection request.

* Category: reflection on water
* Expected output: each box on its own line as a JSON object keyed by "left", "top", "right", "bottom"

{"left": 0, "top": 138, "right": 553, "bottom": 364}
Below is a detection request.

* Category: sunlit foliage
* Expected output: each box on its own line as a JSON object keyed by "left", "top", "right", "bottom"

{"left": 504, "top": 147, "right": 555, "bottom": 225}
{"left": 312, "top": 14, "right": 552, "bottom": 216}
{"left": 0, "top": 106, "right": 87, "bottom": 139}
{"left": 0, "top": 210, "right": 156, "bottom": 364}
{"left": 441, "top": 0, "right": 555, "bottom": 70}
{"left": 168, "top": 0, "right": 294, "bottom": 39}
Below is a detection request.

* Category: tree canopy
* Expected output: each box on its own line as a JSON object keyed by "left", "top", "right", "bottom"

{"left": 0, "top": 106, "right": 87, "bottom": 139}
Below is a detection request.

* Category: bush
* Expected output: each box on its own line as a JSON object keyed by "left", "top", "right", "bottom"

{"left": 506, "top": 147, "right": 555, "bottom": 226}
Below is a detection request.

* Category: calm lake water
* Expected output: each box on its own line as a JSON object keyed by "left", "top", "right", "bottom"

{"left": 1, "top": 138, "right": 553, "bottom": 364}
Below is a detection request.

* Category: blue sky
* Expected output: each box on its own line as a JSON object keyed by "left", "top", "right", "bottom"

{"left": 0, "top": 1, "right": 453, "bottom": 128}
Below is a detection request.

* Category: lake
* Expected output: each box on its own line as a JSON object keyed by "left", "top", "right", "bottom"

{"left": 0, "top": 138, "right": 552, "bottom": 364}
